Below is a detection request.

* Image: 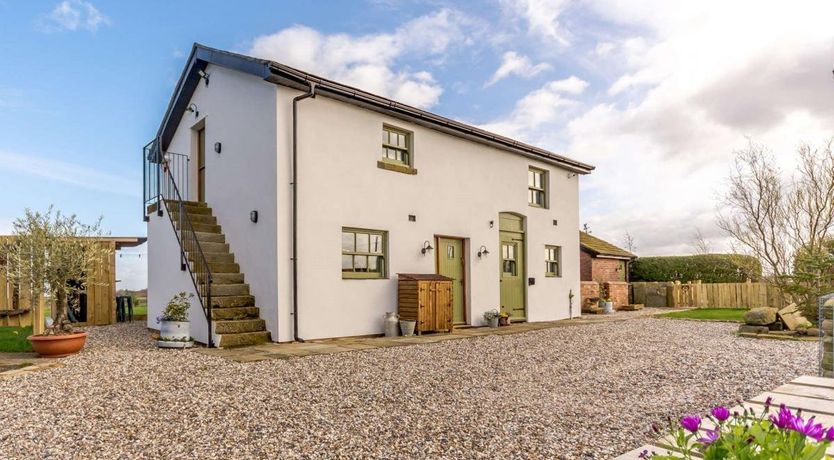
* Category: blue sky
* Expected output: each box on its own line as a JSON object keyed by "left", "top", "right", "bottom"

{"left": 1, "top": 1, "right": 833, "bottom": 289}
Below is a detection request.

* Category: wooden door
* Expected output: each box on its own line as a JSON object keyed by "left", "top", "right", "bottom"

{"left": 499, "top": 213, "right": 526, "bottom": 320}
{"left": 437, "top": 237, "right": 465, "bottom": 324}
{"left": 197, "top": 127, "right": 206, "bottom": 202}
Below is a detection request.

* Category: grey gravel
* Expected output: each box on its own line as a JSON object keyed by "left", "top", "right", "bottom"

{"left": 0, "top": 318, "right": 815, "bottom": 459}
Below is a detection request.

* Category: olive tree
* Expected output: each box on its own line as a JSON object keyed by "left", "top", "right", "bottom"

{"left": 0, "top": 207, "right": 111, "bottom": 335}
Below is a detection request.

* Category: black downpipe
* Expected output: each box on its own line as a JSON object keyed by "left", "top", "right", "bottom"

{"left": 292, "top": 83, "right": 316, "bottom": 342}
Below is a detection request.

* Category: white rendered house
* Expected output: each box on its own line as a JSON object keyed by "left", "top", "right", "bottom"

{"left": 144, "top": 44, "right": 594, "bottom": 347}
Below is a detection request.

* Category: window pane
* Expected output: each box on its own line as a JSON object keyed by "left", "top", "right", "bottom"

{"left": 368, "top": 255, "right": 381, "bottom": 273}
{"left": 342, "top": 232, "right": 355, "bottom": 252}
{"left": 383, "top": 130, "right": 388, "bottom": 144}
{"left": 342, "top": 255, "right": 354, "bottom": 271}
{"left": 354, "top": 255, "right": 367, "bottom": 271}
{"left": 356, "top": 233, "right": 369, "bottom": 252}
{"left": 529, "top": 170, "right": 535, "bottom": 187}
{"left": 370, "top": 234, "right": 383, "bottom": 253}
{"left": 447, "top": 244, "right": 455, "bottom": 259}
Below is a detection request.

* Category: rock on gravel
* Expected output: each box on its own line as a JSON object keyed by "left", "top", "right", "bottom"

{"left": 0, "top": 318, "right": 816, "bottom": 459}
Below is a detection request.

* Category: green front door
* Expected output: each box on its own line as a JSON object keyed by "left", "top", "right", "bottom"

{"left": 437, "top": 237, "right": 466, "bottom": 324}
{"left": 499, "top": 214, "right": 526, "bottom": 320}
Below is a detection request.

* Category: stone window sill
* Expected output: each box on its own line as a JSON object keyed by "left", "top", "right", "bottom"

{"left": 377, "top": 160, "right": 417, "bottom": 175}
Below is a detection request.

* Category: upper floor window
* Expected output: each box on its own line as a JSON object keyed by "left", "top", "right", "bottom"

{"left": 528, "top": 167, "right": 548, "bottom": 208}
{"left": 382, "top": 126, "right": 412, "bottom": 166}
{"left": 545, "top": 245, "right": 561, "bottom": 277}
{"left": 342, "top": 228, "right": 387, "bottom": 279}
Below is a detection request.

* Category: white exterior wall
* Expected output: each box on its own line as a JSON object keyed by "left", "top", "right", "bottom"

{"left": 149, "top": 64, "right": 582, "bottom": 343}
{"left": 284, "top": 89, "right": 581, "bottom": 341}
{"left": 146, "top": 207, "right": 208, "bottom": 343}
{"left": 149, "top": 65, "right": 281, "bottom": 338}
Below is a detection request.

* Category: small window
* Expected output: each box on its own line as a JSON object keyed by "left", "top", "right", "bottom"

{"left": 342, "top": 228, "right": 387, "bottom": 279}
{"left": 502, "top": 243, "right": 517, "bottom": 276}
{"left": 545, "top": 245, "right": 561, "bottom": 277}
{"left": 528, "top": 167, "right": 548, "bottom": 208}
{"left": 382, "top": 126, "right": 412, "bottom": 166}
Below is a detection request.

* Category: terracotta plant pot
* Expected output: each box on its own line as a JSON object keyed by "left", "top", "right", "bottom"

{"left": 27, "top": 332, "right": 88, "bottom": 358}
{"left": 499, "top": 316, "right": 511, "bottom": 326}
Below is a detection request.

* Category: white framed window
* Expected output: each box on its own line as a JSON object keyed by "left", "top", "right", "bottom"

{"left": 545, "top": 245, "right": 561, "bottom": 277}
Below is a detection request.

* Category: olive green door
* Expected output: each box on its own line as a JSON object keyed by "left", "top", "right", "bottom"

{"left": 437, "top": 237, "right": 466, "bottom": 324}
{"left": 499, "top": 213, "right": 526, "bottom": 320}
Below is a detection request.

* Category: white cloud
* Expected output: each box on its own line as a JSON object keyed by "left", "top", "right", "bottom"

{"left": 41, "top": 0, "right": 110, "bottom": 32}
{"left": 500, "top": 0, "right": 571, "bottom": 46}
{"left": 485, "top": 51, "right": 552, "bottom": 86}
{"left": 248, "top": 9, "right": 478, "bottom": 109}
{"left": 478, "top": 76, "right": 588, "bottom": 140}
{"left": 0, "top": 150, "right": 138, "bottom": 197}
{"left": 483, "top": 0, "right": 834, "bottom": 256}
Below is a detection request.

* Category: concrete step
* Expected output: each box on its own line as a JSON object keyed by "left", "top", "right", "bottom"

{"left": 170, "top": 211, "right": 217, "bottom": 225}
{"left": 211, "top": 295, "right": 255, "bottom": 308}
{"left": 176, "top": 221, "right": 221, "bottom": 233}
{"left": 211, "top": 273, "right": 245, "bottom": 284}
{"left": 210, "top": 283, "right": 249, "bottom": 296}
{"left": 211, "top": 306, "right": 259, "bottom": 320}
{"left": 195, "top": 242, "right": 229, "bottom": 253}
{"left": 214, "top": 318, "right": 266, "bottom": 334}
{"left": 189, "top": 252, "right": 234, "bottom": 264}
{"left": 194, "top": 232, "right": 225, "bottom": 243}
{"left": 216, "top": 331, "right": 271, "bottom": 348}
{"left": 205, "top": 262, "right": 240, "bottom": 274}
{"left": 165, "top": 199, "right": 206, "bottom": 208}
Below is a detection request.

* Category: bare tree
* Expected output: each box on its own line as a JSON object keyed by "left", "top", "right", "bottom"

{"left": 717, "top": 139, "right": 834, "bottom": 307}
{"left": 622, "top": 231, "right": 637, "bottom": 254}
{"left": 692, "top": 228, "right": 711, "bottom": 255}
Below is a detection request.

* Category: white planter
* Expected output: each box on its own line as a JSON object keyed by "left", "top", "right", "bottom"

{"left": 399, "top": 319, "right": 416, "bottom": 337}
{"left": 156, "top": 340, "right": 194, "bottom": 349}
{"left": 486, "top": 317, "right": 499, "bottom": 328}
{"left": 601, "top": 301, "right": 614, "bottom": 314}
{"left": 160, "top": 320, "right": 190, "bottom": 341}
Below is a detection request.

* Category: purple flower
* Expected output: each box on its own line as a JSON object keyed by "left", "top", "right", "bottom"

{"left": 711, "top": 406, "right": 730, "bottom": 422}
{"left": 698, "top": 429, "right": 720, "bottom": 445}
{"left": 790, "top": 415, "right": 826, "bottom": 441}
{"left": 681, "top": 415, "right": 701, "bottom": 433}
{"left": 764, "top": 396, "right": 773, "bottom": 411}
{"left": 770, "top": 404, "right": 796, "bottom": 430}
{"left": 825, "top": 427, "right": 834, "bottom": 442}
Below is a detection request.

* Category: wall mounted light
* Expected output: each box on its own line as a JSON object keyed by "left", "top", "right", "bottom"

{"left": 198, "top": 69, "right": 210, "bottom": 86}
{"left": 477, "top": 245, "right": 490, "bottom": 258}
{"left": 567, "top": 172, "right": 577, "bottom": 178}
{"left": 214, "top": 142, "right": 222, "bottom": 154}
{"left": 421, "top": 240, "right": 434, "bottom": 255}
{"left": 186, "top": 103, "right": 199, "bottom": 118}
{"left": 250, "top": 210, "right": 258, "bottom": 223}
{"left": 489, "top": 220, "right": 494, "bottom": 228}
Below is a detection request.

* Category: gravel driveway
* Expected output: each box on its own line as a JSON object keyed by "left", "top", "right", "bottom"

{"left": 0, "top": 318, "right": 816, "bottom": 459}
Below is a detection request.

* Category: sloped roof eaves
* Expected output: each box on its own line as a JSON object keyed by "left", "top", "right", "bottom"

{"left": 157, "top": 44, "right": 594, "bottom": 174}
{"left": 579, "top": 231, "right": 636, "bottom": 259}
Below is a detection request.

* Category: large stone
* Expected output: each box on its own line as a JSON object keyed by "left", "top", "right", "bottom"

{"left": 744, "top": 307, "right": 777, "bottom": 326}
{"left": 806, "top": 328, "right": 821, "bottom": 337}
{"left": 738, "top": 325, "right": 769, "bottom": 334}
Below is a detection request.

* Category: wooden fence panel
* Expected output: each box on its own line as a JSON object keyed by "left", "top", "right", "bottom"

{"left": 630, "top": 281, "right": 787, "bottom": 309}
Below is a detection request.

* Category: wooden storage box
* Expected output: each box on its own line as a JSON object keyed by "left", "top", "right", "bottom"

{"left": 397, "top": 274, "right": 453, "bottom": 334}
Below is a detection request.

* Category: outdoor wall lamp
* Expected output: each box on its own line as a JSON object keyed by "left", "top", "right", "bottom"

{"left": 214, "top": 142, "right": 222, "bottom": 154}
{"left": 186, "top": 103, "right": 199, "bottom": 118}
{"left": 489, "top": 220, "right": 494, "bottom": 228}
{"left": 198, "top": 69, "right": 210, "bottom": 86}
{"left": 250, "top": 210, "right": 258, "bottom": 223}
{"left": 477, "top": 245, "right": 490, "bottom": 258}
{"left": 421, "top": 240, "right": 434, "bottom": 255}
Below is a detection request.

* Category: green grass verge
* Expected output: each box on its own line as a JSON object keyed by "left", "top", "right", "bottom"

{"left": 657, "top": 308, "right": 746, "bottom": 322}
{"left": 0, "top": 326, "right": 33, "bottom": 352}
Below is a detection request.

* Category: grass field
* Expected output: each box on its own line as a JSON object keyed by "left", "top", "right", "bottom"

{"left": 0, "top": 326, "right": 33, "bottom": 352}
{"left": 658, "top": 308, "right": 746, "bottom": 322}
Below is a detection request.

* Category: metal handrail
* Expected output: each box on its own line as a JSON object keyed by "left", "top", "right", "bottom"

{"left": 143, "top": 140, "right": 214, "bottom": 347}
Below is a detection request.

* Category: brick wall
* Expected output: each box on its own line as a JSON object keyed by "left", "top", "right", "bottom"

{"left": 591, "top": 257, "right": 626, "bottom": 283}
{"left": 580, "top": 250, "right": 594, "bottom": 281}
{"left": 580, "top": 281, "right": 600, "bottom": 311}
{"left": 604, "top": 281, "right": 629, "bottom": 309}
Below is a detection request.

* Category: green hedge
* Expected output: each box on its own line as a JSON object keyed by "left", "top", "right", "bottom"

{"left": 630, "top": 254, "right": 762, "bottom": 283}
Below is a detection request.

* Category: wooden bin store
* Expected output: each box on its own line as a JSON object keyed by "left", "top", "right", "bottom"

{"left": 397, "top": 274, "right": 454, "bottom": 334}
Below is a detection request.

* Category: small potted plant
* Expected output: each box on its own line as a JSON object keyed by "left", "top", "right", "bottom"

{"left": 483, "top": 309, "right": 499, "bottom": 328}
{"left": 499, "top": 311, "right": 511, "bottom": 326}
{"left": 156, "top": 292, "right": 194, "bottom": 348}
{"left": 600, "top": 297, "right": 614, "bottom": 314}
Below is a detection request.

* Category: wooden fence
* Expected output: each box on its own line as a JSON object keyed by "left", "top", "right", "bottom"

{"left": 631, "top": 281, "right": 787, "bottom": 309}
{"left": 0, "top": 278, "right": 44, "bottom": 331}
